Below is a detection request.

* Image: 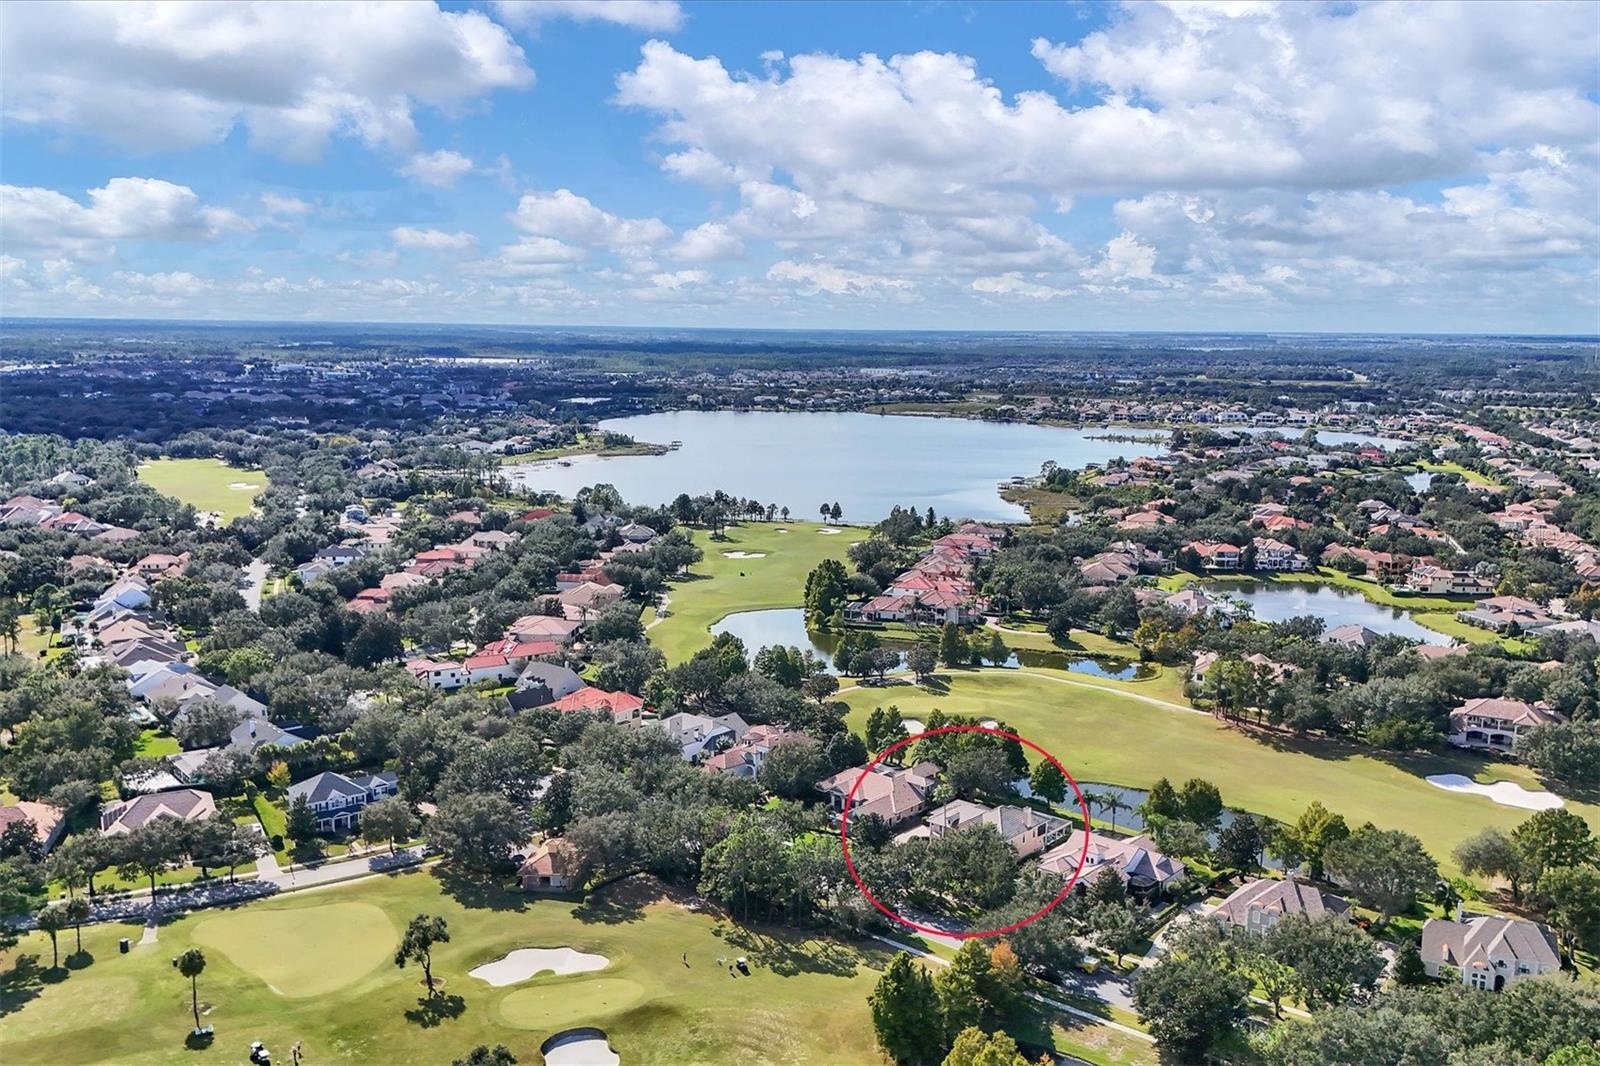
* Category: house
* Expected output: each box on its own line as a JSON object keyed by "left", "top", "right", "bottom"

{"left": 661, "top": 712, "right": 749, "bottom": 762}
{"left": 1190, "top": 651, "right": 1295, "bottom": 685}
{"left": 518, "top": 839, "right": 579, "bottom": 892}
{"left": 1213, "top": 878, "right": 1351, "bottom": 933}
{"left": 0, "top": 801, "right": 66, "bottom": 854}
{"left": 1251, "top": 537, "right": 1307, "bottom": 572}
{"left": 286, "top": 771, "right": 399, "bottom": 833}
{"left": 557, "top": 581, "right": 626, "bottom": 619}
{"left": 227, "top": 717, "right": 307, "bottom": 757}
{"left": 701, "top": 726, "right": 811, "bottom": 778}
{"left": 100, "top": 789, "right": 217, "bottom": 835}
{"left": 1187, "top": 541, "right": 1242, "bottom": 571}
{"left": 615, "top": 521, "right": 657, "bottom": 544}
{"left": 407, "top": 658, "right": 468, "bottom": 691}
{"left": 1456, "top": 595, "right": 1558, "bottom": 634}
{"left": 547, "top": 687, "right": 646, "bottom": 725}
{"left": 514, "top": 661, "right": 587, "bottom": 702}
{"left": 1447, "top": 698, "right": 1564, "bottom": 754}
{"left": 506, "top": 614, "right": 583, "bottom": 645}
{"left": 817, "top": 761, "right": 940, "bottom": 825}
{"left": 1324, "top": 623, "right": 1383, "bottom": 649}
{"left": 468, "top": 529, "right": 517, "bottom": 552}
{"left": 134, "top": 552, "right": 191, "bottom": 579}
{"left": 914, "top": 800, "right": 1070, "bottom": 857}
{"left": 1405, "top": 565, "right": 1493, "bottom": 597}
{"left": 462, "top": 652, "right": 519, "bottom": 686}
{"left": 1038, "top": 830, "right": 1185, "bottom": 896}
{"left": 1421, "top": 914, "right": 1561, "bottom": 991}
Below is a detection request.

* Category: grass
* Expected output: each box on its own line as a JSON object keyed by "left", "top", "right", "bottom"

{"left": 1418, "top": 460, "right": 1500, "bottom": 487}
{"left": 134, "top": 729, "right": 179, "bottom": 759}
{"left": 648, "top": 521, "right": 869, "bottom": 663}
{"left": 497, "top": 433, "right": 667, "bottom": 465}
{"left": 0, "top": 871, "right": 905, "bottom": 1065}
{"left": 137, "top": 458, "right": 269, "bottom": 524}
{"left": 839, "top": 668, "right": 1598, "bottom": 874}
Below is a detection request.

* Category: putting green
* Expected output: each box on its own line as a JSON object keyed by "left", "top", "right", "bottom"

{"left": 190, "top": 901, "right": 397, "bottom": 998}
{"left": 497, "top": 977, "right": 646, "bottom": 1029}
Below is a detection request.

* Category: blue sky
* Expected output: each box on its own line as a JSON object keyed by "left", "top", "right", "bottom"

{"left": 2, "top": 1, "right": 1597, "bottom": 332}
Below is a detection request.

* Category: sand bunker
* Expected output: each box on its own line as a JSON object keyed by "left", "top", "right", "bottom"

{"left": 902, "top": 719, "right": 925, "bottom": 734}
{"left": 1425, "top": 774, "right": 1563, "bottom": 811}
{"left": 817, "top": 527, "right": 841, "bottom": 534}
{"left": 469, "top": 947, "right": 608, "bottom": 986}
{"left": 774, "top": 527, "right": 789, "bottom": 533}
{"left": 542, "top": 1029, "right": 619, "bottom": 1066}
{"left": 722, "top": 551, "right": 767, "bottom": 559}
{"left": 228, "top": 482, "right": 262, "bottom": 490}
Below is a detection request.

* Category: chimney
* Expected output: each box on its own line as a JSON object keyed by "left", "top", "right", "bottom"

{"left": 1456, "top": 902, "right": 1464, "bottom": 924}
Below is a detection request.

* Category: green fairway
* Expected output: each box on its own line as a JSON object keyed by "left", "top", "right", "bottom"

{"left": 137, "top": 458, "right": 269, "bottom": 523}
{"left": 189, "top": 901, "right": 398, "bottom": 998}
{"left": 840, "top": 668, "right": 1597, "bottom": 875}
{"left": 0, "top": 871, "right": 900, "bottom": 1065}
{"left": 649, "top": 521, "right": 869, "bottom": 663}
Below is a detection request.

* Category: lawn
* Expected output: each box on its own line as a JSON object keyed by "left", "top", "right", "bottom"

{"left": 839, "top": 668, "right": 1598, "bottom": 874}
{"left": 137, "top": 458, "right": 269, "bottom": 523}
{"left": 134, "top": 729, "right": 179, "bottom": 759}
{"left": 648, "top": 521, "right": 869, "bottom": 663}
{"left": 0, "top": 871, "right": 905, "bottom": 1065}
{"left": 1418, "top": 460, "right": 1500, "bottom": 487}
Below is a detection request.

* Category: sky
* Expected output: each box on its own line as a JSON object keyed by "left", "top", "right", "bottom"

{"left": 2, "top": 0, "right": 1598, "bottom": 333}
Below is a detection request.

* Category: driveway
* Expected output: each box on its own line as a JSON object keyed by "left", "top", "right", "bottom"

{"left": 241, "top": 557, "right": 270, "bottom": 611}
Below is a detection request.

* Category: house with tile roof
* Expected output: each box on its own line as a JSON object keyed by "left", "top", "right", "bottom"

{"left": 100, "top": 789, "right": 217, "bottom": 835}
{"left": 817, "top": 761, "right": 940, "bottom": 825}
{"left": 1447, "top": 697, "right": 1565, "bottom": 754}
{"left": 1038, "top": 829, "right": 1185, "bottom": 896}
{"left": 1213, "top": 878, "right": 1351, "bottom": 933}
{"left": 1421, "top": 914, "right": 1560, "bottom": 991}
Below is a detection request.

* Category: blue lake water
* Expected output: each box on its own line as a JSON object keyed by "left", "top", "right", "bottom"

{"left": 505, "top": 410, "right": 1169, "bottom": 522}
{"left": 1214, "top": 580, "right": 1453, "bottom": 645}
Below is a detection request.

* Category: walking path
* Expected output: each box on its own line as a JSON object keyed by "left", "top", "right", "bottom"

{"left": 138, "top": 917, "right": 159, "bottom": 946}
{"left": 645, "top": 593, "right": 671, "bottom": 630}
{"left": 241, "top": 557, "right": 270, "bottom": 612}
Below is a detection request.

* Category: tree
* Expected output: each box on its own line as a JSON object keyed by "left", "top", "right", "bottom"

{"left": 1265, "top": 913, "right": 1386, "bottom": 1008}
{"left": 359, "top": 796, "right": 419, "bottom": 856}
{"left": 285, "top": 794, "right": 321, "bottom": 861}
{"left": 935, "top": 940, "right": 992, "bottom": 1043}
{"left": 941, "top": 1028, "right": 1030, "bottom": 1066}
{"left": 803, "top": 559, "right": 850, "bottom": 624}
{"left": 1519, "top": 720, "right": 1600, "bottom": 789}
{"left": 175, "top": 947, "right": 206, "bottom": 1032}
{"left": 395, "top": 913, "right": 449, "bottom": 997}
{"left": 1393, "top": 940, "right": 1427, "bottom": 986}
{"left": 939, "top": 624, "right": 967, "bottom": 669}
{"left": 425, "top": 792, "right": 531, "bottom": 874}
{"left": 1453, "top": 827, "right": 1526, "bottom": 901}
{"left": 1512, "top": 808, "right": 1596, "bottom": 893}
{"left": 1028, "top": 760, "right": 1067, "bottom": 805}
{"left": 984, "top": 632, "right": 1008, "bottom": 666}
{"left": 1324, "top": 826, "right": 1438, "bottom": 922}
{"left": 173, "top": 700, "right": 243, "bottom": 750}
{"left": 869, "top": 954, "right": 944, "bottom": 1065}
{"left": 1090, "top": 901, "right": 1148, "bottom": 966}
{"left": 1141, "top": 777, "right": 1181, "bottom": 821}
{"left": 1177, "top": 777, "right": 1224, "bottom": 828}
{"left": 1216, "top": 814, "right": 1270, "bottom": 874}
{"left": 756, "top": 739, "right": 827, "bottom": 800}
{"left": 865, "top": 706, "right": 910, "bottom": 757}
{"left": 1533, "top": 864, "right": 1600, "bottom": 954}
{"left": 116, "top": 819, "right": 185, "bottom": 897}
{"left": 35, "top": 902, "right": 68, "bottom": 970}
{"left": 345, "top": 614, "right": 403, "bottom": 668}
{"left": 49, "top": 832, "right": 108, "bottom": 900}
{"left": 1271, "top": 801, "right": 1350, "bottom": 879}
{"left": 1088, "top": 790, "right": 1130, "bottom": 833}
{"left": 453, "top": 1047, "right": 516, "bottom": 1066}
{"left": 1133, "top": 951, "right": 1251, "bottom": 1059}
{"left": 907, "top": 644, "right": 937, "bottom": 682}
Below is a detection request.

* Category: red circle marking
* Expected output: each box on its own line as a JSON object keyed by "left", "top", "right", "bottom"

{"left": 839, "top": 724, "right": 1091, "bottom": 939}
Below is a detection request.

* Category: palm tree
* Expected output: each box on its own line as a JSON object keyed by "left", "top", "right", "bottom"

{"left": 63, "top": 896, "right": 91, "bottom": 957}
{"left": 1089, "top": 790, "right": 1131, "bottom": 833}
{"left": 175, "top": 948, "right": 207, "bottom": 1032}
{"left": 35, "top": 904, "right": 67, "bottom": 970}
{"left": 780, "top": 506, "right": 790, "bottom": 522}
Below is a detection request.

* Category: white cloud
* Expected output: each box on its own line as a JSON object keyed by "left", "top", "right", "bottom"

{"left": 513, "top": 188, "right": 670, "bottom": 249}
{"left": 401, "top": 149, "right": 477, "bottom": 188}
{"left": 669, "top": 221, "right": 743, "bottom": 262}
{"left": 649, "top": 269, "right": 709, "bottom": 289}
{"left": 0, "top": 2, "right": 533, "bottom": 159}
{"left": 391, "top": 226, "right": 476, "bottom": 252}
{"left": 1080, "top": 233, "right": 1159, "bottom": 285}
{"left": 767, "top": 260, "right": 914, "bottom": 297}
{"left": 491, "top": 1, "right": 683, "bottom": 33}
{"left": 259, "top": 192, "right": 312, "bottom": 216}
{"left": 1, "top": 177, "right": 247, "bottom": 258}
{"left": 971, "top": 274, "right": 1069, "bottom": 300}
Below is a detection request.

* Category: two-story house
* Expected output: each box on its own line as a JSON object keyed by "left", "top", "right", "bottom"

{"left": 1447, "top": 697, "right": 1564, "bottom": 754}
{"left": 1213, "top": 878, "right": 1351, "bottom": 934}
{"left": 817, "top": 761, "right": 940, "bottom": 825}
{"left": 1421, "top": 914, "right": 1561, "bottom": 991}
{"left": 286, "top": 770, "right": 399, "bottom": 833}
{"left": 912, "top": 800, "right": 1070, "bottom": 858}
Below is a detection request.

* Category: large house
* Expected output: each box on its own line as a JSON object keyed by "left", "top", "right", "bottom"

{"left": 817, "top": 761, "right": 940, "bottom": 825}
{"left": 517, "top": 839, "right": 579, "bottom": 892}
{"left": 1447, "top": 697, "right": 1564, "bottom": 754}
{"left": 0, "top": 801, "right": 66, "bottom": 854}
{"left": 1456, "top": 595, "right": 1558, "bottom": 634}
{"left": 1251, "top": 537, "right": 1308, "bottom": 572}
{"left": 1404, "top": 565, "right": 1492, "bottom": 597}
{"left": 701, "top": 726, "right": 811, "bottom": 778}
{"left": 286, "top": 770, "right": 399, "bottom": 833}
{"left": 661, "top": 712, "right": 749, "bottom": 762}
{"left": 1213, "top": 878, "right": 1351, "bottom": 933}
{"left": 100, "top": 789, "right": 217, "bottom": 835}
{"left": 1038, "top": 829, "right": 1185, "bottom": 896}
{"left": 547, "top": 687, "right": 646, "bottom": 725}
{"left": 1421, "top": 914, "right": 1561, "bottom": 991}
{"left": 1186, "top": 541, "right": 1242, "bottom": 571}
{"left": 912, "top": 800, "right": 1070, "bottom": 858}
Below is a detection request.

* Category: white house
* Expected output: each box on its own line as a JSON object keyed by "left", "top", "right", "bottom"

{"left": 285, "top": 771, "right": 399, "bottom": 833}
{"left": 1421, "top": 914, "right": 1561, "bottom": 991}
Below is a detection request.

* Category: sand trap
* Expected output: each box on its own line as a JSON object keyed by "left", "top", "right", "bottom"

{"left": 902, "top": 719, "right": 925, "bottom": 734}
{"left": 228, "top": 482, "right": 262, "bottom": 490}
{"left": 542, "top": 1029, "right": 619, "bottom": 1066}
{"left": 774, "top": 528, "right": 789, "bottom": 533}
{"left": 722, "top": 551, "right": 767, "bottom": 559}
{"left": 817, "top": 527, "right": 841, "bottom": 534}
{"left": 469, "top": 947, "right": 608, "bottom": 986}
{"left": 1426, "top": 774, "right": 1563, "bottom": 811}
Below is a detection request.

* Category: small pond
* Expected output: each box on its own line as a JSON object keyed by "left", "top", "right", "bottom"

{"left": 1404, "top": 471, "right": 1435, "bottom": 492}
{"left": 708, "top": 608, "right": 1155, "bottom": 679}
{"left": 1054, "top": 781, "right": 1286, "bottom": 870}
{"left": 1213, "top": 580, "right": 1453, "bottom": 645}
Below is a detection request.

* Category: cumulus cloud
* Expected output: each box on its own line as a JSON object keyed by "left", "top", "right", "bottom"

{"left": 391, "top": 226, "right": 476, "bottom": 252}
{"left": 491, "top": 1, "right": 684, "bottom": 33}
{"left": 400, "top": 149, "right": 478, "bottom": 188}
{"left": 767, "top": 260, "right": 915, "bottom": 297}
{"left": 513, "top": 188, "right": 670, "bottom": 249}
{"left": 0, "top": 1, "right": 533, "bottom": 159}
{"left": 259, "top": 192, "right": 312, "bottom": 216}
{"left": 669, "top": 222, "right": 743, "bottom": 262}
{"left": 1, "top": 177, "right": 247, "bottom": 258}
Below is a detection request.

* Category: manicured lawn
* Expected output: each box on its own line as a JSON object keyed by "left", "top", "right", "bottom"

{"left": 649, "top": 521, "right": 869, "bottom": 663}
{"left": 13, "top": 614, "right": 55, "bottom": 660}
{"left": 137, "top": 458, "right": 269, "bottom": 523}
{"left": 1418, "top": 460, "right": 1500, "bottom": 487}
{"left": 134, "top": 729, "right": 179, "bottom": 759}
{"left": 840, "top": 668, "right": 1598, "bottom": 874}
{"left": 0, "top": 871, "right": 903, "bottom": 1065}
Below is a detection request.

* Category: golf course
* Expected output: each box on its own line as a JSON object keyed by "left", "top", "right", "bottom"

{"left": 648, "top": 522, "right": 868, "bottom": 663}
{"left": 137, "top": 458, "right": 270, "bottom": 524}
{"left": 840, "top": 666, "right": 1598, "bottom": 874}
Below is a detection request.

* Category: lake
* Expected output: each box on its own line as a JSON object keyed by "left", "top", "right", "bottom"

{"left": 1241, "top": 427, "right": 1412, "bottom": 451}
{"left": 709, "top": 608, "right": 1155, "bottom": 679}
{"left": 1405, "top": 471, "right": 1435, "bottom": 492}
{"left": 504, "top": 410, "right": 1169, "bottom": 521}
{"left": 1214, "top": 580, "right": 1453, "bottom": 645}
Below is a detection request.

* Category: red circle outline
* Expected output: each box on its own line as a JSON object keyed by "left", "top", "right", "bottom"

{"left": 839, "top": 724, "right": 1091, "bottom": 938}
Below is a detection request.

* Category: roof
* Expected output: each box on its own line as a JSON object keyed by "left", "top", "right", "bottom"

{"left": 548, "top": 688, "right": 645, "bottom": 717}
{"left": 0, "top": 801, "right": 65, "bottom": 844}
{"left": 1422, "top": 915, "right": 1559, "bottom": 972}
{"left": 1039, "top": 829, "right": 1185, "bottom": 886}
{"left": 818, "top": 762, "right": 939, "bottom": 822}
{"left": 287, "top": 770, "right": 397, "bottom": 805}
{"left": 1450, "top": 698, "right": 1563, "bottom": 729}
{"left": 100, "top": 789, "right": 216, "bottom": 832}
{"left": 1214, "top": 878, "right": 1351, "bottom": 926}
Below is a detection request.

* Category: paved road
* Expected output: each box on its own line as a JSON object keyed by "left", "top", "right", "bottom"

{"left": 241, "top": 557, "right": 270, "bottom": 611}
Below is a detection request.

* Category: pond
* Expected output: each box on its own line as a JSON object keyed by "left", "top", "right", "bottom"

{"left": 505, "top": 410, "right": 1169, "bottom": 521}
{"left": 708, "top": 608, "right": 1155, "bottom": 679}
{"left": 1059, "top": 781, "right": 1287, "bottom": 870}
{"left": 1213, "top": 580, "right": 1453, "bottom": 645}
{"left": 1404, "top": 471, "right": 1435, "bottom": 492}
{"left": 1240, "top": 427, "right": 1413, "bottom": 451}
